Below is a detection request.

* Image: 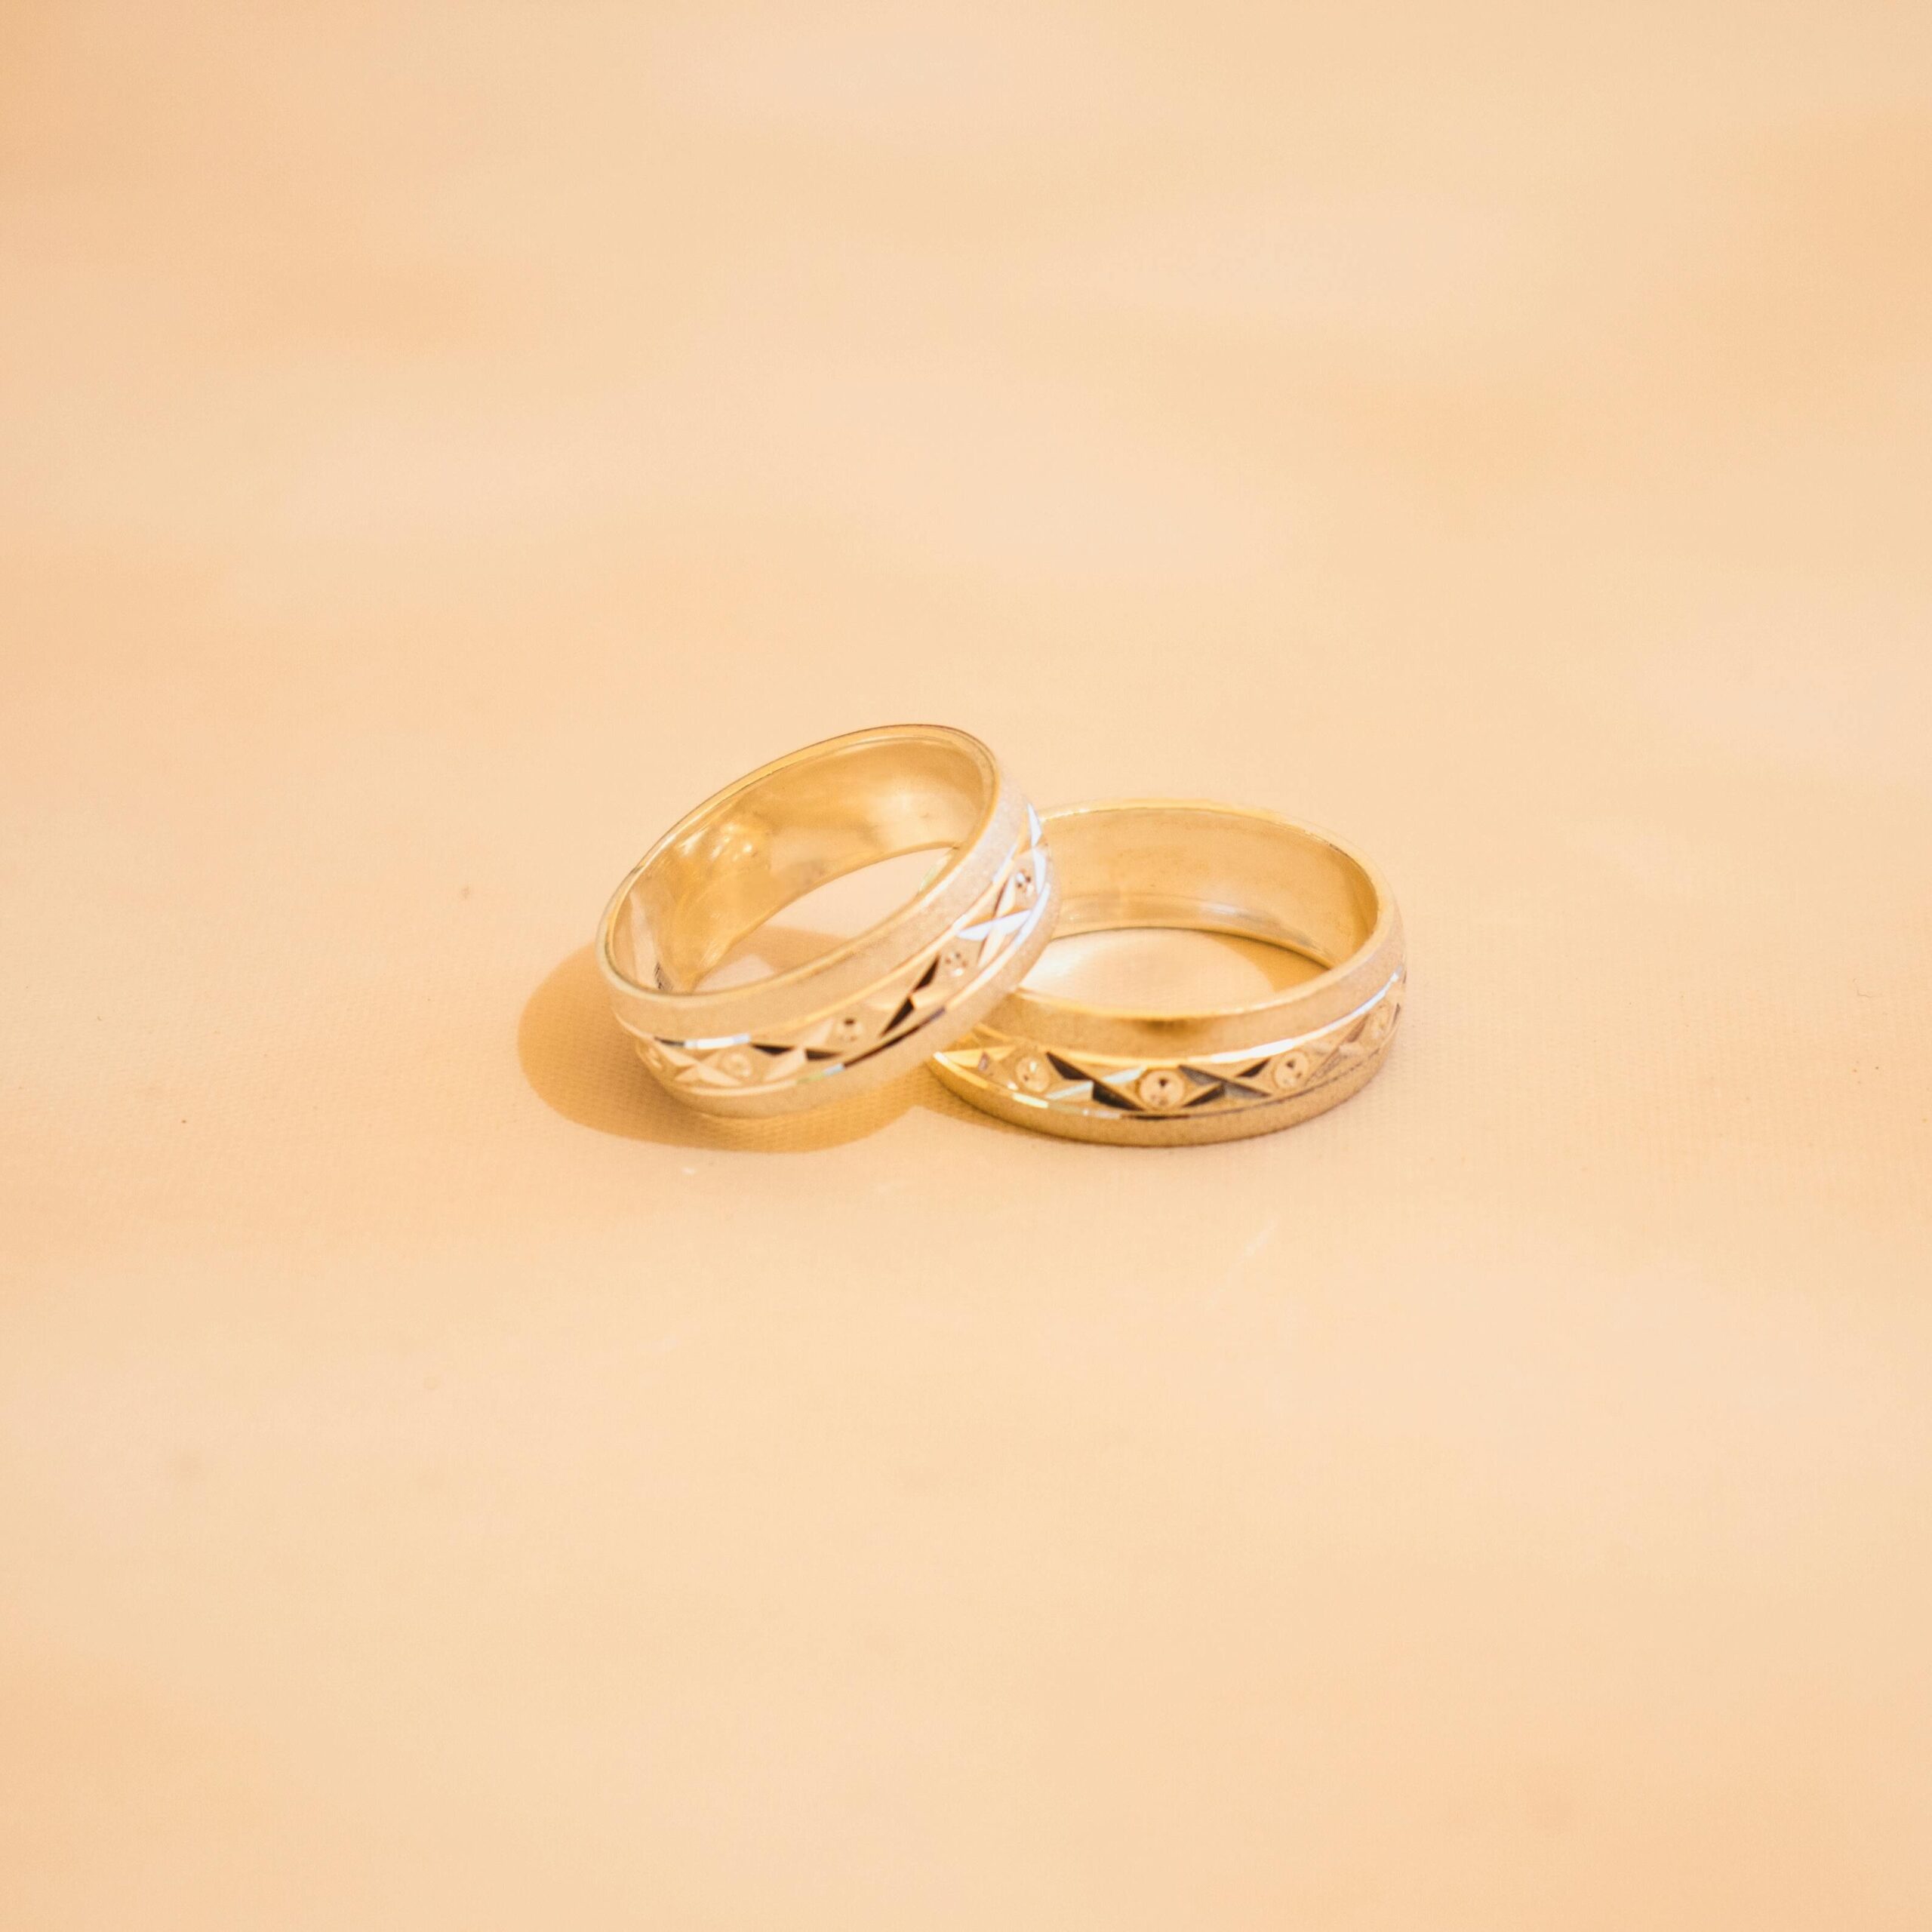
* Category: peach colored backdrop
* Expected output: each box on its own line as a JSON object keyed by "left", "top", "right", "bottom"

{"left": 5, "top": 2, "right": 1930, "bottom": 1926}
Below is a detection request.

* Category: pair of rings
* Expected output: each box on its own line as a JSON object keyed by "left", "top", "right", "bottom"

{"left": 598, "top": 725, "right": 1404, "bottom": 1146}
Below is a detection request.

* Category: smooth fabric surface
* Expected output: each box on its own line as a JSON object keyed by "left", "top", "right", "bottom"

{"left": 5, "top": 3, "right": 1930, "bottom": 1926}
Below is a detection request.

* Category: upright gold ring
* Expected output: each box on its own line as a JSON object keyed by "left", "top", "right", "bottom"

{"left": 599, "top": 725, "right": 1057, "bottom": 1118}
{"left": 931, "top": 800, "right": 1404, "bottom": 1145}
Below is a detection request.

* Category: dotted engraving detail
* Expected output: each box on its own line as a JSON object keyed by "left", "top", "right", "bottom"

{"left": 634, "top": 810, "right": 1051, "bottom": 1097}
{"left": 938, "top": 971, "right": 1405, "bottom": 1123}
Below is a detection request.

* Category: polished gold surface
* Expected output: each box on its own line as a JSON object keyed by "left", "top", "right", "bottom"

{"left": 934, "top": 801, "right": 1404, "bottom": 1144}
{"left": 600, "top": 725, "right": 1057, "bottom": 1115}
{"left": 14, "top": 2, "right": 1932, "bottom": 1922}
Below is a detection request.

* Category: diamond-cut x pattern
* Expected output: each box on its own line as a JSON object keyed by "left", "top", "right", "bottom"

{"left": 638, "top": 811, "right": 1050, "bottom": 1097}
{"left": 940, "top": 970, "right": 1405, "bottom": 1121}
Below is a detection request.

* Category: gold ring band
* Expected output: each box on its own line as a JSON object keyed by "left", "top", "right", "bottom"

{"left": 931, "top": 800, "right": 1404, "bottom": 1146}
{"left": 598, "top": 725, "right": 1057, "bottom": 1118}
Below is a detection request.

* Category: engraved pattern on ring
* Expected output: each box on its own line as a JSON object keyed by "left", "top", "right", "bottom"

{"left": 936, "top": 968, "right": 1405, "bottom": 1124}
{"left": 631, "top": 809, "right": 1052, "bottom": 1099}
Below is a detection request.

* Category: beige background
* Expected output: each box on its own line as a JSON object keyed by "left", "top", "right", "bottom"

{"left": 5, "top": 2, "right": 1931, "bottom": 1926}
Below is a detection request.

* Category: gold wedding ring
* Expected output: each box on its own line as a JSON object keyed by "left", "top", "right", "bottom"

{"left": 931, "top": 801, "right": 1404, "bottom": 1145}
{"left": 599, "top": 725, "right": 1057, "bottom": 1117}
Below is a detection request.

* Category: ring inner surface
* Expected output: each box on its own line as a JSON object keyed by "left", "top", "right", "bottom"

{"left": 612, "top": 735, "right": 993, "bottom": 995}
{"left": 1041, "top": 804, "right": 1377, "bottom": 1010}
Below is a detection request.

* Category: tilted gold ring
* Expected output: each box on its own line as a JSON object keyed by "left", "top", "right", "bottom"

{"left": 931, "top": 800, "right": 1404, "bottom": 1146}
{"left": 598, "top": 725, "right": 1057, "bottom": 1117}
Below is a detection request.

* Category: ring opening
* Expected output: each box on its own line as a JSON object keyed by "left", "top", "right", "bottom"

{"left": 1026, "top": 928, "right": 1327, "bottom": 1007}
{"left": 1035, "top": 803, "right": 1380, "bottom": 1013}
{"left": 609, "top": 733, "right": 994, "bottom": 994}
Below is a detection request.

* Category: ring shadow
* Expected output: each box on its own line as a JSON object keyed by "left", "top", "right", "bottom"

{"left": 518, "top": 942, "right": 1012, "bottom": 1152}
